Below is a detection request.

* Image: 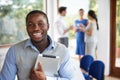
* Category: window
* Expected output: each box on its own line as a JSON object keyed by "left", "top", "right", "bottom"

{"left": 0, "top": 0, "right": 44, "bottom": 46}
{"left": 115, "top": 0, "right": 120, "bottom": 67}
{"left": 110, "top": 0, "right": 120, "bottom": 77}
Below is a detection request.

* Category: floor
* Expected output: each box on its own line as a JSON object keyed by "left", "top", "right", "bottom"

{"left": 105, "top": 76, "right": 120, "bottom": 80}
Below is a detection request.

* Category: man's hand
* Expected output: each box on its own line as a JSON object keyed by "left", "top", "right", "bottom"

{"left": 30, "top": 62, "right": 46, "bottom": 80}
{"left": 79, "top": 26, "right": 86, "bottom": 32}
{"left": 63, "top": 25, "right": 74, "bottom": 34}
{"left": 69, "top": 25, "right": 74, "bottom": 30}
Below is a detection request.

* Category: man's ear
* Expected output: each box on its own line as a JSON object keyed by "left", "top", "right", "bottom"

{"left": 47, "top": 24, "right": 49, "bottom": 30}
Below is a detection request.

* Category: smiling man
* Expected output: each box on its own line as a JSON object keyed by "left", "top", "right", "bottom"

{"left": 0, "top": 10, "right": 85, "bottom": 80}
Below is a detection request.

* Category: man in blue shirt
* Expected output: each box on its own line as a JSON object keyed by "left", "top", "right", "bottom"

{"left": 0, "top": 10, "right": 85, "bottom": 80}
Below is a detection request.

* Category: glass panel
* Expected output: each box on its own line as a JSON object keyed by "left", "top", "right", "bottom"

{"left": 115, "top": 0, "right": 120, "bottom": 67}
{"left": 0, "top": 0, "right": 44, "bottom": 45}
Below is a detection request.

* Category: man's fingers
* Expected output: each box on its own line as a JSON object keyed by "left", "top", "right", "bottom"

{"left": 30, "top": 62, "right": 46, "bottom": 80}
{"left": 37, "top": 62, "right": 43, "bottom": 72}
{"left": 29, "top": 69, "right": 36, "bottom": 79}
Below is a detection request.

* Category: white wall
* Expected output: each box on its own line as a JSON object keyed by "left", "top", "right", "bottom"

{"left": 97, "top": 0, "right": 110, "bottom": 75}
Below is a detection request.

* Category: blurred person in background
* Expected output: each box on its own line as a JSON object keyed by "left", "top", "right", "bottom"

{"left": 80, "top": 10, "right": 99, "bottom": 59}
{"left": 54, "top": 6, "right": 73, "bottom": 47}
{"left": 74, "top": 9, "right": 88, "bottom": 60}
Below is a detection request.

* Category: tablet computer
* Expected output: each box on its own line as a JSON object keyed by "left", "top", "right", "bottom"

{"left": 34, "top": 54, "right": 60, "bottom": 77}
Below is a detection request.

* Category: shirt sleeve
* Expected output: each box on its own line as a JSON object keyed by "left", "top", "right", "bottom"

{"left": 0, "top": 46, "right": 17, "bottom": 80}
{"left": 46, "top": 49, "right": 85, "bottom": 80}
{"left": 55, "top": 20, "right": 65, "bottom": 36}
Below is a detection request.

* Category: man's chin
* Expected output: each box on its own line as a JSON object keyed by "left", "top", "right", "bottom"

{"left": 31, "top": 35, "right": 47, "bottom": 43}
{"left": 31, "top": 39, "right": 43, "bottom": 43}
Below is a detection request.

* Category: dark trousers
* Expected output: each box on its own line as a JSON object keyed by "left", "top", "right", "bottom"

{"left": 58, "top": 37, "right": 68, "bottom": 47}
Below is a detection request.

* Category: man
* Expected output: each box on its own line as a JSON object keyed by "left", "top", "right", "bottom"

{"left": 54, "top": 6, "right": 73, "bottom": 47}
{"left": 0, "top": 10, "right": 85, "bottom": 80}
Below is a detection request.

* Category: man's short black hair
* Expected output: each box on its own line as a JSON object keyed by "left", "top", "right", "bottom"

{"left": 26, "top": 10, "right": 49, "bottom": 25}
{"left": 58, "top": 6, "right": 67, "bottom": 14}
{"left": 79, "top": 8, "right": 84, "bottom": 11}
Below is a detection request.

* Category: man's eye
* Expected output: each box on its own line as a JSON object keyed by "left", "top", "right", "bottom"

{"left": 38, "top": 23, "right": 44, "bottom": 27}
{"left": 27, "top": 23, "right": 34, "bottom": 27}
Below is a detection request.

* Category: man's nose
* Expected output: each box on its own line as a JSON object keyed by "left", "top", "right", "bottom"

{"left": 34, "top": 24, "right": 40, "bottom": 30}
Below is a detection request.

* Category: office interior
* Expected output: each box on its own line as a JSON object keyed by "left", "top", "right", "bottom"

{"left": 0, "top": 0, "right": 120, "bottom": 79}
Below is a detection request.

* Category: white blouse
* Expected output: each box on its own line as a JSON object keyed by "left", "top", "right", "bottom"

{"left": 85, "top": 21, "right": 98, "bottom": 43}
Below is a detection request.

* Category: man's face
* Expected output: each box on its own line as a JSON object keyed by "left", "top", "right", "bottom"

{"left": 26, "top": 13, "right": 49, "bottom": 43}
{"left": 62, "top": 10, "right": 67, "bottom": 16}
{"left": 79, "top": 10, "right": 84, "bottom": 16}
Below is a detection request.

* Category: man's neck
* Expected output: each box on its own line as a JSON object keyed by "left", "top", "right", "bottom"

{"left": 79, "top": 16, "right": 83, "bottom": 20}
{"left": 32, "top": 36, "right": 50, "bottom": 53}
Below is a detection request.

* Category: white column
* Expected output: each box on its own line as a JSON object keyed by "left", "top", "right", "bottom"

{"left": 97, "top": 0, "right": 110, "bottom": 75}
{"left": 46, "top": 0, "right": 58, "bottom": 39}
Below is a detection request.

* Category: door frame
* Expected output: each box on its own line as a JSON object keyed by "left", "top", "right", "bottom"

{"left": 110, "top": 0, "right": 120, "bottom": 78}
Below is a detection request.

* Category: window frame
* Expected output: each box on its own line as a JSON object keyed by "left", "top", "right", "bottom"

{"left": 110, "top": 0, "right": 120, "bottom": 78}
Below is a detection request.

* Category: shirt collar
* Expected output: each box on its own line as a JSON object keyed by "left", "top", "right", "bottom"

{"left": 24, "top": 35, "right": 55, "bottom": 51}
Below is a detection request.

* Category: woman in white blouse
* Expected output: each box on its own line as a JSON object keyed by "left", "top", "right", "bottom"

{"left": 80, "top": 10, "right": 99, "bottom": 59}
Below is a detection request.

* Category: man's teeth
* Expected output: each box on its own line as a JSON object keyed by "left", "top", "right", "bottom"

{"left": 33, "top": 33, "right": 41, "bottom": 36}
